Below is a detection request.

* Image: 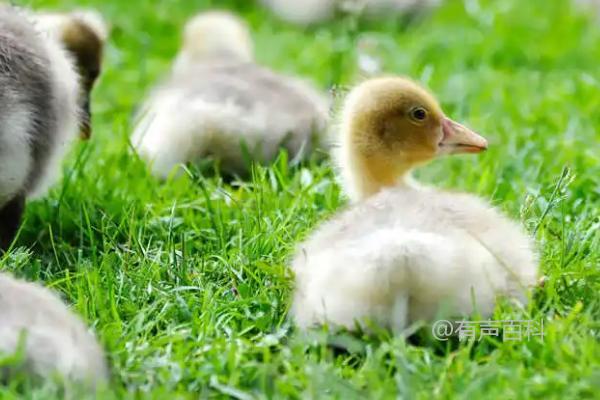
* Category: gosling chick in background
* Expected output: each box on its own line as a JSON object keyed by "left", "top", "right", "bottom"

{"left": 574, "top": 0, "right": 600, "bottom": 19}
{"left": 0, "top": 273, "right": 108, "bottom": 385}
{"left": 132, "top": 11, "right": 329, "bottom": 179}
{"left": 262, "top": 0, "right": 442, "bottom": 26}
{"left": 291, "top": 77, "right": 538, "bottom": 333}
{"left": 0, "top": 6, "right": 107, "bottom": 249}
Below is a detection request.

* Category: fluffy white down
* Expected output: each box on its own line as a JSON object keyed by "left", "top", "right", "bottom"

{"left": 0, "top": 273, "right": 108, "bottom": 384}
{"left": 291, "top": 185, "right": 538, "bottom": 333}
{"left": 27, "top": 14, "right": 81, "bottom": 199}
{"left": 0, "top": 109, "right": 33, "bottom": 207}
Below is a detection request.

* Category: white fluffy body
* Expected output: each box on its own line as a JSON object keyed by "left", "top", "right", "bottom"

{"left": 291, "top": 186, "right": 538, "bottom": 332}
{"left": 262, "top": 0, "right": 335, "bottom": 25}
{"left": 0, "top": 273, "right": 108, "bottom": 384}
{"left": 133, "top": 12, "right": 329, "bottom": 178}
{"left": 262, "top": 0, "right": 442, "bottom": 25}
{"left": 133, "top": 78, "right": 328, "bottom": 178}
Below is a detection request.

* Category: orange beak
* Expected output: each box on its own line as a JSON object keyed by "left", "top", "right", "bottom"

{"left": 438, "top": 117, "right": 487, "bottom": 154}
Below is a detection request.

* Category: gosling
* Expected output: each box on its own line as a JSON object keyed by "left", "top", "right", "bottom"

{"left": 132, "top": 11, "right": 329, "bottom": 179}
{"left": 291, "top": 77, "right": 538, "bottom": 333}
{"left": 0, "top": 6, "right": 107, "bottom": 249}
{"left": 0, "top": 273, "right": 108, "bottom": 385}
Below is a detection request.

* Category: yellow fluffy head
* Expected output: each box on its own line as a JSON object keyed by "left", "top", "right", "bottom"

{"left": 179, "top": 11, "right": 253, "bottom": 64}
{"left": 339, "top": 76, "right": 487, "bottom": 199}
{"left": 342, "top": 77, "right": 446, "bottom": 165}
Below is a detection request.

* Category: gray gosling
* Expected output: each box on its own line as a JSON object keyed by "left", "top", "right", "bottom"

{"left": 0, "top": 6, "right": 107, "bottom": 249}
{"left": 132, "top": 11, "right": 329, "bottom": 178}
{"left": 0, "top": 273, "right": 108, "bottom": 385}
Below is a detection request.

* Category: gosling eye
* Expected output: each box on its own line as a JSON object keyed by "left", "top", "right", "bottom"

{"left": 409, "top": 107, "right": 428, "bottom": 123}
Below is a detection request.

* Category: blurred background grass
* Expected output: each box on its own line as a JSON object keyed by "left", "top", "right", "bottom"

{"left": 2, "top": 0, "right": 600, "bottom": 397}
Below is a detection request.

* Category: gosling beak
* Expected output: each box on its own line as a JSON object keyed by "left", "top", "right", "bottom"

{"left": 79, "top": 98, "right": 92, "bottom": 140}
{"left": 438, "top": 117, "right": 487, "bottom": 155}
{"left": 80, "top": 121, "right": 91, "bottom": 140}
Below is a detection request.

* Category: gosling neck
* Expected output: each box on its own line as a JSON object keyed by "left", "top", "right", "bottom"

{"left": 344, "top": 150, "right": 414, "bottom": 202}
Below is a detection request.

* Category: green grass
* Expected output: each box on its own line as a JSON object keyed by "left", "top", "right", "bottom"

{"left": 2, "top": 0, "right": 599, "bottom": 398}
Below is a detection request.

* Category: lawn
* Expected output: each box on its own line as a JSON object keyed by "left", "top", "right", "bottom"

{"left": 3, "top": 0, "right": 600, "bottom": 398}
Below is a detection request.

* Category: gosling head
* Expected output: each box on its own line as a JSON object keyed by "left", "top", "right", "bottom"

{"left": 173, "top": 11, "right": 253, "bottom": 73}
{"left": 338, "top": 77, "right": 488, "bottom": 201}
{"left": 35, "top": 10, "right": 108, "bottom": 139}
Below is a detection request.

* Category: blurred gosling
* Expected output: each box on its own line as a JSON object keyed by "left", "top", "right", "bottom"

{"left": 574, "top": 0, "right": 600, "bottom": 19}
{"left": 132, "top": 11, "right": 329, "bottom": 178}
{"left": 0, "top": 273, "right": 108, "bottom": 385}
{"left": 262, "top": 0, "right": 442, "bottom": 25}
